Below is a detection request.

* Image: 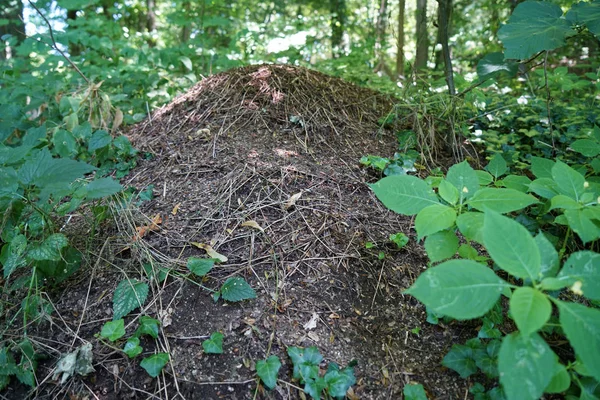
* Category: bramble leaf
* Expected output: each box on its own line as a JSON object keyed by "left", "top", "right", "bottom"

{"left": 113, "top": 279, "right": 149, "bottom": 320}
{"left": 220, "top": 277, "right": 256, "bottom": 302}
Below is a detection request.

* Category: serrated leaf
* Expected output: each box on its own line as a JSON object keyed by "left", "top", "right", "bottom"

{"left": 186, "top": 257, "right": 215, "bottom": 277}
{"left": 256, "top": 355, "right": 281, "bottom": 390}
{"left": 100, "top": 319, "right": 125, "bottom": 341}
{"left": 414, "top": 204, "right": 457, "bottom": 239}
{"left": 140, "top": 353, "right": 169, "bottom": 378}
{"left": 88, "top": 130, "right": 112, "bottom": 152}
{"left": 424, "top": 230, "right": 459, "bottom": 262}
{"left": 405, "top": 260, "right": 506, "bottom": 319}
{"left": 509, "top": 287, "right": 551, "bottom": 336}
{"left": 52, "top": 129, "right": 77, "bottom": 158}
{"left": 498, "top": 1, "right": 574, "bottom": 60}
{"left": 557, "top": 301, "right": 600, "bottom": 382}
{"left": 370, "top": 175, "right": 439, "bottom": 215}
{"left": 84, "top": 178, "right": 123, "bottom": 199}
{"left": 557, "top": 251, "right": 600, "bottom": 301}
{"left": 123, "top": 337, "right": 143, "bottom": 358}
{"left": 483, "top": 210, "right": 541, "bottom": 281}
{"left": 202, "top": 332, "right": 224, "bottom": 354}
{"left": 566, "top": 1, "right": 600, "bottom": 39}
{"left": 498, "top": 332, "right": 556, "bottom": 400}
{"left": 468, "top": 188, "right": 538, "bottom": 213}
{"left": 113, "top": 279, "right": 149, "bottom": 320}
{"left": 477, "top": 52, "right": 519, "bottom": 81}
{"left": 442, "top": 344, "right": 478, "bottom": 378}
{"left": 220, "top": 277, "right": 256, "bottom": 302}
{"left": 446, "top": 160, "right": 479, "bottom": 200}
{"left": 28, "top": 233, "right": 68, "bottom": 262}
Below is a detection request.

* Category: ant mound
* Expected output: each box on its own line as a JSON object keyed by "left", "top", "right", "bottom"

{"left": 119, "top": 64, "right": 468, "bottom": 399}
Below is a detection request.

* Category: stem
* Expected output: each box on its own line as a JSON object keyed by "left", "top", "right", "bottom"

{"left": 542, "top": 51, "right": 556, "bottom": 155}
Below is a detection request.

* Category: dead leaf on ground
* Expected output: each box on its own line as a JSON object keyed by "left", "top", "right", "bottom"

{"left": 171, "top": 203, "right": 181, "bottom": 215}
{"left": 133, "top": 214, "right": 162, "bottom": 241}
{"left": 241, "top": 220, "right": 264, "bottom": 232}
{"left": 284, "top": 191, "right": 302, "bottom": 210}
{"left": 303, "top": 312, "right": 319, "bottom": 330}
{"left": 190, "top": 242, "right": 228, "bottom": 262}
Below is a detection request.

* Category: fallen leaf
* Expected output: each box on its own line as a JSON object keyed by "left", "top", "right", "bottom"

{"left": 241, "top": 220, "right": 264, "bottom": 232}
{"left": 133, "top": 214, "right": 162, "bottom": 241}
{"left": 328, "top": 312, "right": 340, "bottom": 319}
{"left": 171, "top": 203, "right": 181, "bottom": 215}
{"left": 112, "top": 108, "right": 123, "bottom": 133}
{"left": 303, "top": 312, "right": 319, "bottom": 330}
{"left": 284, "top": 191, "right": 302, "bottom": 210}
{"left": 307, "top": 331, "right": 319, "bottom": 342}
{"left": 191, "top": 242, "right": 228, "bottom": 262}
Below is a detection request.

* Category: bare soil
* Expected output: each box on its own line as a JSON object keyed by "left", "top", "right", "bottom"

{"left": 3, "top": 65, "right": 479, "bottom": 400}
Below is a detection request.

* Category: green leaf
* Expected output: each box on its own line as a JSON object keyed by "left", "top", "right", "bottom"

{"left": 483, "top": 210, "right": 541, "bottom": 281}
{"left": 389, "top": 232, "right": 409, "bottom": 248}
{"left": 1, "top": 235, "right": 27, "bottom": 278}
{"left": 113, "top": 279, "right": 149, "bottom": 320}
{"left": 424, "top": 230, "right": 459, "bottom": 262}
{"left": 442, "top": 344, "right": 478, "bottom": 378}
{"left": 414, "top": 204, "right": 457, "bottom": 239}
{"left": 498, "top": 1, "right": 574, "bottom": 60}
{"left": 477, "top": 52, "right": 519, "bottom": 81}
{"left": 304, "top": 377, "right": 328, "bottom": 399}
{"left": 439, "top": 179, "right": 459, "bottom": 205}
{"left": 136, "top": 316, "right": 160, "bottom": 339}
{"left": 557, "top": 251, "right": 600, "bottom": 301}
{"left": 549, "top": 194, "right": 581, "bottom": 210}
{"left": 458, "top": 244, "right": 479, "bottom": 260}
{"left": 446, "top": 161, "right": 479, "bottom": 200}
{"left": 405, "top": 259, "right": 506, "bottom": 319}
{"left": 456, "top": 212, "right": 485, "bottom": 243}
{"left": 557, "top": 301, "right": 600, "bottom": 381}
{"left": 140, "top": 353, "right": 169, "bottom": 378}
{"left": 370, "top": 175, "right": 439, "bottom": 216}
{"left": 88, "top": 130, "right": 112, "bottom": 152}
{"left": 28, "top": 233, "right": 69, "bottom": 262}
{"left": 476, "top": 170, "right": 494, "bottom": 186}
{"left": 403, "top": 383, "right": 429, "bottom": 400}
{"left": 530, "top": 157, "right": 555, "bottom": 179}
{"left": 474, "top": 340, "right": 501, "bottom": 377}
{"left": 220, "top": 277, "right": 256, "bottom": 302}
{"left": 564, "top": 208, "right": 600, "bottom": 244}
{"left": 179, "top": 56, "right": 193, "bottom": 71}
{"left": 287, "top": 346, "right": 322, "bottom": 383}
{"left": 552, "top": 161, "right": 586, "bottom": 201}
{"left": 202, "top": 332, "right": 224, "bottom": 354}
{"left": 571, "top": 139, "right": 600, "bottom": 157}
{"left": 500, "top": 174, "right": 531, "bottom": 192}
{"left": 123, "top": 337, "right": 143, "bottom": 358}
{"left": 498, "top": 332, "right": 556, "bottom": 400}
{"left": 186, "top": 257, "right": 215, "bottom": 277}
{"left": 324, "top": 364, "right": 356, "bottom": 399}
{"left": 528, "top": 178, "right": 559, "bottom": 199}
{"left": 535, "top": 233, "right": 559, "bottom": 279}
{"left": 566, "top": 1, "right": 600, "bottom": 39}
{"left": 84, "top": 178, "right": 123, "bottom": 199}
{"left": 52, "top": 129, "right": 78, "bottom": 158}
{"left": 545, "top": 363, "right": 571, "bottom": 394}
{"left": 486, "top": 154, "right": 508, "bottom": 179}
{"left": 468, "top": 188, "right": 538, "bottom": 213}
{"left": 256, "top": 355, "right": 281, "bottom": 390}
{"left": 509, "top": 287, "right": 551, "bottom": 336}
{"left": 100, "top": 319, "right": 125, "bottom": 341}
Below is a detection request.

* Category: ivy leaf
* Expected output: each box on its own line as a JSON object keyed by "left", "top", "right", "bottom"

{"left": 498, "top": 1, "right": 574, "bottom": 60}
{"left": 256, "top": 355, "right": 281, "bottom": 390}
{"left": 113, "top": 279, "right": 149, "bottom": 320}
{"left": 405, "top": 259, "right": 506, "bottom": 319}
{"left": 140, "top": 353, "right": 169, "bottom": 378}
{"left": 220, "top": 277, "right": 256, "bottom": 302}
{"left": 424, "top": 230, "right": 459, "bottom": 262}
{"left": 186, "top": 257, "right": 216, "bottom": 277}
{"left": 100, "top": 319, "right": 126, "bottom": 342}
{"left": 304, "top": 377, "right": 327, "bottom": 399}
{"left": 202, "top": 332, "right": 224, "bottom": 354}
{"left": 446, "top": 160, "right": 479, "bottom": 200}
{"left": 442, "top": 343, "right": 478, "bottom": 378}
{"left": 509, "top": 287, "right": 551, "bottom": 336}
{"left": 28, "top": 233, "right": 68, "bottom": 262}
{"left": 136, "top": 316, "right": 160, "bottom": 339}
{"left": 370, "top": 175, "right": 439, "bottom": 216}
{"left": 324, "top": 363, "right": 356, "bottom": 399}
{"left": 414, "top": 204, "right": 457, "bottom": 239}
{"left": 474, "top": 340, "right": 501, "bottom": 378}
{"left": 498, "top": 332, "right": 557, "bottom": 400}
{"left": 287, "top": 346, "right": 322, "bottom": 383}
{"left": 403, "top": 383, "right": 429, "bottom": 400}
{"left": 123, "top": 337, "right": 143, "bottom": 358}
{"left": 468, "top": 188, "right": 538, "bottom": 213}
{"left": 477, "top": 52, "right": 519, "bottom": 81}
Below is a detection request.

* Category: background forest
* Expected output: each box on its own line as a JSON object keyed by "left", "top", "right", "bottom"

{"left": 1, "top": 0, "right": 600, "bottom": 399}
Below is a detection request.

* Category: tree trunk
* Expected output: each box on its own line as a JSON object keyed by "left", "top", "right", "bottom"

{"left": 147, "top": 0, "right": 157, "bottom": 32}
{"left": 437, "top": 0, "right": 454, "bottom": 95}
{"left": 0, "top": 0, "right": 25, "bottom": 60}
{"left": 180, "top": 0, "right": 192, "bottom": 43}
{"left": 415, "top": 0, "right": 428, "bottom": 71}
{"left": 374, "top": 0, "right": 389, "bottom": 73}
{"left": 396, "top": 0, "right": 406, "bottom": 77}
{"left": 330, "top": 0, "right": 347, "bottom": 58}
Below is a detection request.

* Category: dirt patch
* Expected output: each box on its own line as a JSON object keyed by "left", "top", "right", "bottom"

{"left": 4, "top": 65, "right": 476, "bottom": 399}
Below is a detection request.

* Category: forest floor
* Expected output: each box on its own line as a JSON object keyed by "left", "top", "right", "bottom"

{"left": 6, "top": 65, "right": 477, "bottom": 399}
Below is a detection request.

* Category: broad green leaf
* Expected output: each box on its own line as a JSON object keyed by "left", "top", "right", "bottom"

{"left": 468, "top": 188, "right": 538, "bottom": 213}
{"left": 458, "top": 244, "right": 479, "bottom": 260}
{"left": 370, "top": 175, "right": 439, "bottom": 216}
{"left": 442, "top": 344, "right": 478, "bottom": 378}
{"left": 100, "top": 319, "right": 125, "bottom": 342}
{"left": 324, "top": 364, "right": 356, "bottom": 399}
{"left": 403, "top": 383, "right": 428, "bottom": 400}
{"left": 571, "top": 139, "right": 600, "bottom": 157}
{"left": 475, "top": 170, "right": 494, "bottom": 186}
{"left": 186, "top": 257, "right": 216, "bottom": 277}
{"left": 530, "top": 156, "right": 555, "bottom": 179}
{"left": 498, "top": 1, "right": 574, "bottom": 60}
{"left": 474, "top": 340, "right": 501, "bottom": 378}
{"left": 528, "top": 178, "right": 559, "bottom": 199}
{"left": 486, "top": 153, "right": 508, "bottom": 179}
{"left": 1, "top": 235, "right": 27, "bottom": 278}
{"left": 438, "top": 179, "right": 459, "bottom": 205}
{"left": 220, "top": 277, "right": 256, "bottom": 302}
{"left": 424, "top": 230, "right": 459, "bottom": 262}
{"left": 0, "top": 167, "right": 19, "bottom": 199}
{"left": 113, "top": 279, "right": 149, "bottom": 320}
{"left": 566, "top": 1, "right": 600, "bottom": 39}
{"left": 498, "top": 332, "right": 556, "bottom": 400}
{"left": 500, "top": 174, "right": 531, "bottom": 192}
{"left": 549, "top": 194, "right": 581, "bottom": 210}
{"left": 456, "top": 212, "right": 485, "bottom": 243}
{"left": 88, "top": 130, "right": 112, "bottom": 152}
{"left": 446, "top": 161, "right": 479, "bottom": 200}
{"left": 140, "top": 353, "right": 169, "bottom": 378}
{"left": 179, "top": 56, "right": 193, "bottom": 71}
{"left": 287, "top": 346, "right": 322, "bottom": 383}
{"left": 405, "top": 259, "right": 506, "bottom": 319}
{"left": 552, "top": 161, "right": 586, "bottom": 201}
{"left": 84, "top": 178, "right": 123, "bottom": 199}
{"left": 304, "top": 377, "right": 327, "bottom": 399}
{"left": 123, "top": 337, "right": 143, "bottom": 358}
{"left": 28, "top": 233, "right": 69, "bottom": 262}
{"left": 52, "top": 129, "right": 77, "bottom": 158}
{"left": 564, "top": 208, "right": 600, "bottom": 244}
{"left": 477, "top": 52, "right": 519, "bottom": 81}
{"left": 535, "top": 233, "right": 559, "bottom": 278}
{"left": 545, "top": 363, "right": 571, "bottom": 394}
{"left": 136, "top": 316, "right": 160, "bottom": 339}
{"left": 256, "top": 355, "right": 281, "bottom": 390}
{"left": 557, "top": 251, "right": 600, "bottom": 300}
{"left": 557, "top": 301, "right": 600, "bottom": 381}
{"left": 202, "top": 332, "right": 224, "bottom": 354}
{"left": 33, "top": 153, "right": 95, "bottom": 186}
{"left": 509, "top": 287, "right": 551, "bottom": 336}
{"left": 414, "top": 204, "right": 457, "bottom": 239}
